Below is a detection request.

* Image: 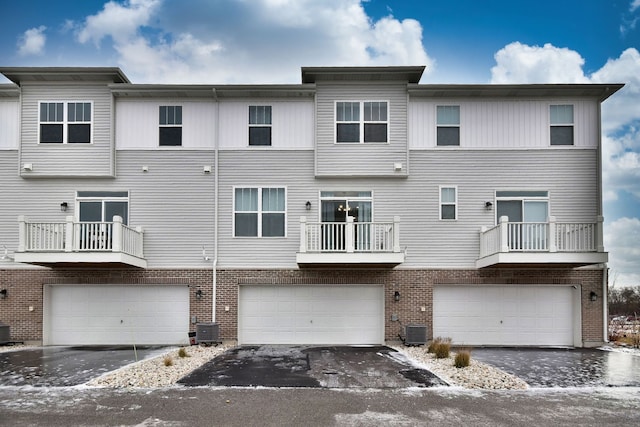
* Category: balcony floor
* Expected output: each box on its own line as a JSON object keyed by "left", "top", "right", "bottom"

{"left": 476, "top": 251, "right": 608, "bottom": 269}
{"left": 14, "top": 252, "right": 147, "bottom": 269}
{"left": 296, "top": 251, "right": 405, "bottom": 268}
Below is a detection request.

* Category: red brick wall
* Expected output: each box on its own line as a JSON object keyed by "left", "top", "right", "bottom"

{"left": 0, "top": 267, "right": 605, "bottom": 346}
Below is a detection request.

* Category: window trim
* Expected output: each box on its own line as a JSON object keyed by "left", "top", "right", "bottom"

{"left": 75, "top": 191, "right": 130, "bottom": 224}
{"left": 494, "top": 190, "right": 550, "bottom": 224}
{"left": 335, "top": 100, "right": 389, "bottom": 144}
{"left": 436, "top": 105, "right": 460, "bottom": 147}
{"left": 233, "top": 186, "right": 287, "bottom": 238}
{"left": 159, "top": 105, "right": 183, "bottom": 147}
{"left": 248, "top": 105, "right": 273, "bottom": 147}
{"left": 439, "top": 185, "right": 458, "bottom": 221}
{"left": 38, "top": 101, "right": 94, "bottom": 144}
{"left": 549, "top": 104, "right": 574, "bottom": 146}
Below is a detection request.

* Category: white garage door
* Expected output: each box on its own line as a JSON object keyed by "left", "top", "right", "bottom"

{"left": 433, "top": 286, "right": 576, "bottom": 346}
{"left": 46, "top": 285, "right": 190, "bottom": 346}
{"left": 239, "top": 285, "right": 384, "bottom": 345}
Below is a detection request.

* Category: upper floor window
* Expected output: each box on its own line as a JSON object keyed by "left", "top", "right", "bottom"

{"left": 436, "top": 105, "right": 460, "bottom": 146}
{"left": 159, "top": 106, "right": 182, "bottom": 146}
{"left": 249, "top": 105, "right": 272, "bottom": 146}
{"left": 234, "top": 187, "right": 286, "bottom": 237}
{"left": 336, "top": 101, "right": 388, "bottom": 143}
{"left": 550, "top": 105, "right": 573, "bottom": 146}
{"left": 439, "top": 186, "right": 457, "bottom": 220}
{"left": 39, "top": 101, "right": 92, "bottom": 144}
{"left": 76, "top": 191, "right": 129, "bottom": 224}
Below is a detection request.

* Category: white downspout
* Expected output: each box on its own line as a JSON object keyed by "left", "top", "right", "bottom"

{"left": 212, "top": 88, "right": 219, "bottom": 323}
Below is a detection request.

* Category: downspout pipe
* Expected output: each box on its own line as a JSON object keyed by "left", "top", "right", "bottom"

{"left": 212, "top": 87, "right": 219, "bottom": 323}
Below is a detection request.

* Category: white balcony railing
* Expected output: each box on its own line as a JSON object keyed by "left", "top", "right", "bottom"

{"left": 479, "top": 215, "right": 604, "bottom": 259}
{"left": 18, "top": 215, "right": 144, "bottom": 259}
{"left": 299, "top": 216, "right": 401, "bottom": 254}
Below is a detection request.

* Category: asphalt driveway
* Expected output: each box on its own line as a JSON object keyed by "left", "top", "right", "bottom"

{"left": 178, "top": 345, "right": 447, "bottom": 388}
{"left": 472, "top": 347, "right": 640, "bottom": 387}
{"left": 0, "top": 346, "right": 167, "bottom": 387}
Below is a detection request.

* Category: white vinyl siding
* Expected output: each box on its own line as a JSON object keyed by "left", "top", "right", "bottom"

{"left": 20, "top": 84, "right": 113, "bottom": 176}
{"left": 116, "top": 100, "right": 215, "bottom": 149}
{"left": 316, "top": 82, "right": 408, "bottom": 177}
{"left": 219, "top": 100, "right": 313, "bottom": 150}
{"left": 410, "top": 99, "right": 598, "bottom": 149}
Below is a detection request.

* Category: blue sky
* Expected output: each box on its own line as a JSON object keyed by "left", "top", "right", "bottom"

{"left": 1, "top": 0, "right": 639, "bottom": 286}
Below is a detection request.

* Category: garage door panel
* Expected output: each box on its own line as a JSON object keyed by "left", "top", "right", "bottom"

{"left": 239, "top": 285, "right": 383, "bottom": 345}
{"left": 434, "top": 286, "right": 575, "bottom": 346}
{"left": 47, "top": 285, "right": 189, "bottom": 346}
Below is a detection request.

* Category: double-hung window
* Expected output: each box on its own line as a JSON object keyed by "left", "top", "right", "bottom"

{"left": 336, "top": 101, "right": 388, "bottom": 143}
{"left": 249, "top": 105, "right": 272, "bottom": 146}
{"left": 436, "top": 105, "right": 460, "bottom": 146}
{"left": 159, "top": 106, "right": 182, "bottom": 146}
{"left": 550, "top": 105, "right": 573, "bottom": 146}
{"left": 39, "top": 101, "right": 92, "bottom": 144}
{"left": 439, "top": 186, "right": 457, "bottom": 220}
{"left": 234, "top": 187, "right": 286, "bottom": 237}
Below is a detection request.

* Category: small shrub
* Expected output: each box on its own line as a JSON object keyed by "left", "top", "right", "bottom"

{"left": 178, "top": 347, "right": 189, "bottom": 358}
{"left": 163, "top": 356, "right": 174, "bottom": 366}
{"left": 428, "top": 336, "right": 451, "bottom": 354}
{"left": 434, "top": 340, "right": 451, "bottom": 359}
{"left": 454, "top": 349, "right": 471, "bottom": 368}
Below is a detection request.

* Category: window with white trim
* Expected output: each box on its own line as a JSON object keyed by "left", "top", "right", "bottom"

{"left": 249, "top": 105, "right": 272, "bottom": 146}
{"left": 550, "top": 105, "right": 573, "bottom": 146}
{"left": 159, "top": 105, "right": 182, "bottom": 146}
{"left": 439, "top": 186, "right": 457, "bottom": 220}
{"left": 436, "top": 105, "right": 460, "bottom": 146}
{"left": 39, "top": 101, "right": 92, "bottom": 144}
{"left": 234, "top": 187, "right": 286, "bottom": 237}
{"left": 336, "top": 101, "right": 388, "bottom": 143}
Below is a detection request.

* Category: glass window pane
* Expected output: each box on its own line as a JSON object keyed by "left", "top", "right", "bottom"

{"left": 550, "top": 105, "right": 573, "bottom": 124}
{"left": 262, "top": 188, "right": 285, "bottom": 211}
{"left": 68, "top": 103, "right": 76, "bottom": 121}
{"left": 77, "top": 191, "right": 128, "bottom": 198}
{"left": 79, "top": 201, "right": 102, "bottom": 222}
{"left": 262, "top": 213, "right": 285, "bottom": 237}
{"left": 337, "top": 102, "right": 359, "bottom": 121}
{"left": 174, "top": 106, "right": 182, "bottom": 125}
{"left": 496, "top": 191, "right": 548, "bottom": 198}
{"left": 441, "top": 188, "right": 456, "bottom": 203}
{"left": 159, "top": 106, "right": 167, "bottom": 125}
{"left": 235, "top": 213, "right": 258, "bottom": 236}
{"left": 437, "top": 127, "right": 460, "bottom": 146}
{"left": 235, "top": 188, "right": 258, "bottom": 211}
{"left": 437, "top": 106, "right": 460, "bottom": 125}
{"left": 105, "top": 201, "right": 128, "bottom": 224}
{"left": 159, "top": 127, "right": 182, "bottom": 146}
{"left": 524, "top": 201, "right": 548, "bottom": 222}
{"left": 249, "top": 127, "right": 271, "bottom": 146}
{"left": 337, "top": 123, "right": 359, "bottom": 142}
{"left": 249, "top": 106, "right": 271, "bottom": 124}
{"left": 40, "top": 124, "right": 63, "bottom": 143}
{"left": 55, "top": 103, "right": 63, "bottom": 122}
{"left": 497, "top": 200, "right": 523, "bottom": 222}
{"left": 83, "top": 103, "right": 91, "bottom": 121}
{"left": 40, "top": 103, "right": 47, "bottom": 121}
{"left": 441, "top": 205, "right": 456, "bottom": 219}
{"left": 550, "top": 126, "right": 573, "bottom": 145}
{"left": 68, "top": 124, "right": 91, "bottom": 143}
{"left": 364, "top": 123, "right": 387, "bottom": 142}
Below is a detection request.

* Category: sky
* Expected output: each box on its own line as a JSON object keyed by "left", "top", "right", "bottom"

{"left": 0, "top": 0, "right": 639, "bottom": 287}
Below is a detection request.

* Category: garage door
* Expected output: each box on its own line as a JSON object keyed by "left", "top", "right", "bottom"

{"left": 46, "top": 285, "right": 190, "bottom": 346}
{"left": 239, "top": 285, "right": 384, "bottom": 345}
{"left": 433, "top": 286, "right": 575, "bottom": 346}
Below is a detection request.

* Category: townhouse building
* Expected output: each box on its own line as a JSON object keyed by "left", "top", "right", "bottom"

{"left": 0, "top": 66, "right": 622, "bottom": 347}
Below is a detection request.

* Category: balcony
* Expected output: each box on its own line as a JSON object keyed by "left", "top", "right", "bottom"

{"left": 15, "top": 215, "right": 146, "bottom": 268}
{"left": 476, "top": 215, "right": 607, "bottom": 268}
{"left": 296, "top": 216, "right": 405, "bottom": 267}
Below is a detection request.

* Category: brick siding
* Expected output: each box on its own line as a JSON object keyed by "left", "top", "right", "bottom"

{"left": 0, "top": 267, "right": 605, "bottom": 346}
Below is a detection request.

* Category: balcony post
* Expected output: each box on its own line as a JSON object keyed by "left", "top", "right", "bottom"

{"left": 499, "top": 215, "right": 510, "bottom": 253}
{"left": 393, "top": 216, "right": 401, "bottom": 253}
{"left": 65, "top": 216, "right": 74, "bottom": 252}
{"left": 479, "top": 226, "right": 488, "bottom": 258}
{"left": 346, "top": 216, "right": 354, "bottom": 253}
{"left": 18, "top": 215, "right": 26, "bottom": 252}
{"left": 136, "top": 227, "right": 144, "bottom": 257}
{"left": 548, "top": 216, "right": 557, "bottom": 253}
{"left": 299, "top": 216, "right": 307, "bottom": 253}
{"left": 112, "top": 216, "right": 123, "bottom": 253}
{"left": 596, "top": 215, "right": 605, "bottom": 252}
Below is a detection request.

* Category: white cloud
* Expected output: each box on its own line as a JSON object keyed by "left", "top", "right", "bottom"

{"left": 74, "top": 0, "right": 433, "bottom": 83}
{"left": 490, "top": 42, "right": 589, "bottom": 84}
{"left": 17, "top": 26, "right": 47, "bottom": 56}
{"left": 632, "top": 0, "right": 640, "bottom": 12}
{"left": 605, "top": 217, "right": 640, "bottom": 286}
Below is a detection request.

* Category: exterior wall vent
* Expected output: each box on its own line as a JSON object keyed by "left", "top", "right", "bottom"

{"left": 196, "top": 322, "right": 221, "bottom": 345}
{"left": 404, "top": 324, "right": 427, "bottom": 346}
